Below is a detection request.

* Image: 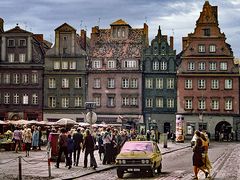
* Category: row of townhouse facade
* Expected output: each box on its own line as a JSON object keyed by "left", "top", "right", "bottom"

{"left": 0, "top": 1, "right": 239, "bottom": 140}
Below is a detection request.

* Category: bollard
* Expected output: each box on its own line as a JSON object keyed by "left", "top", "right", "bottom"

{"left": 47, "top": 151, "right": 51, "bottom": 178}
{"left": 18, "top": 156, "right": 22, "bottom": 180}
{"left": 163, "top": 133, "right": 168, "bottom": 148}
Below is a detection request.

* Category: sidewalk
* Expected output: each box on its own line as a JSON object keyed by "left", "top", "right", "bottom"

{"left": 0, "top": 141, "right": 190, "bottom": 180}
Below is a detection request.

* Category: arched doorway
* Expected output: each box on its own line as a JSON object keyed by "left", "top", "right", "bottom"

{"left": 215, "top": 121, "right": 232, "bottom": 141}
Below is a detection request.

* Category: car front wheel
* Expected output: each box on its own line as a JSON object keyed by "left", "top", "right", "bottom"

{"left": 157, "top": 162, "right": 162, "bottom": 174}
{"left": 117, "top": 168, "right": 124, "bottom": 178}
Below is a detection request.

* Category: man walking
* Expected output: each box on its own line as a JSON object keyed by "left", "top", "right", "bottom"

{"left": 73, "top": 128, "right": 83, "bottom": 166}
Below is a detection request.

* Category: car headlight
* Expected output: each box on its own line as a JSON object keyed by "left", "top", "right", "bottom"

{"left": 141, "top": 159, "right": 146, "bottom": 164}
{"left": 145, "top": 159, "right": 150, "bottom": 164}
{"left": 122, "top": 160, "right": 126, "bottom": 164}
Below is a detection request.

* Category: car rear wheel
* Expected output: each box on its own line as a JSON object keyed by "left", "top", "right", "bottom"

{"left": 117, "top": 168, "right": 124, "bottom": 178}
{"left": 157, "top": 162, "right": 162, "bottom": 174}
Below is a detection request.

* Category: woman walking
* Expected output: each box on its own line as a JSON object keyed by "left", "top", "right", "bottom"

{"left": 23, "top": 127, "right": 32, "bottom": 157}
{"left": 32, "top": 126, "right": 39, "bottom": 150}
{"left": 13, "top": 126, "right": 22, "bottom": 153}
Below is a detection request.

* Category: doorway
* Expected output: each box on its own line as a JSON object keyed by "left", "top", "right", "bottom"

{"left": 215, "top": 121, "right": 232, "bottom": 141}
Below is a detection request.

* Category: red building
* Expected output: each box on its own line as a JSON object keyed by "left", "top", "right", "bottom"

{"left": 177, "top": 1, "right": 239, "bottom": 140}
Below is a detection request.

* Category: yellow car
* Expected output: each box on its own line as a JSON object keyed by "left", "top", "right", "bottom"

{"left": 115, "top": 141, "right": 162, "bottom": 178}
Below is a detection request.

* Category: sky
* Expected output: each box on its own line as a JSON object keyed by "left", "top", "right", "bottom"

{"left": 1, "top": 0, "right": 240, "bottom": 57}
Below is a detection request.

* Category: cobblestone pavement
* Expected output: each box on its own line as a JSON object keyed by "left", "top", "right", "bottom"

{"left": 0, "top": 141, "right": 190, "bottom": 180}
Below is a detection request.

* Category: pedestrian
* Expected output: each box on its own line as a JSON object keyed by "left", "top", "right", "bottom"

{"left": 32, "top": 126, "right": 39, "bottom": 150}
{"left": 38, "top": 126, "right": 42, "bottom": 150}
{"left": 22, "top": 127, "right": 32, "bottom": 157}
{"left": 67, "top": 134, "right": 74, "bottom": 169}
{"left": 146, "top": 130, "right": 151, "bottom": 141}
{"left": 102, "top": 128, "right": 112, "bottom": 165}
{"left": 72, "top": 127, "right": 83, "bottom": 166}
{"left": 192, "top": 135, "right": 208, "bottom": 179}
{"left": 13, "top": 126, "right": 22, "bottom": 153}
{"left": 55, "top": 128, "right": 70, "bottom": 169}
{"left": 97, "top": 132, "right": 104, "bottom": 161}
{"left": 82, "top": 129, "right": 97, "bottom": 169}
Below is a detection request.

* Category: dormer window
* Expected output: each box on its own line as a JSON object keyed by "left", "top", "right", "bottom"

{"left": 19, "top": 39, "right": 26, "bottom": 47}
{"left": 203, "top": 28, "right": 210, "bottom": 36}
{"left": 93, "top": 60, "right": 102, "bottom": 69}
{"left": 123, "top": 60, "right": 137, "bottom": 68}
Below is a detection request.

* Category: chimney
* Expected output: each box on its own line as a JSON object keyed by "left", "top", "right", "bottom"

{"left": 91, "top": 26, "right": 99, "bottom": 48}
{"left": 34, "top": 34, "right": 43, "bottom": 42}
{"left": 80, "top": 29, "right": 86, "bottom": 50}
{"left": 0, "top": 18, "right": 4, "bottom": 32}
{"left": 170, "top": 36, "right": 174, "bottom": 49}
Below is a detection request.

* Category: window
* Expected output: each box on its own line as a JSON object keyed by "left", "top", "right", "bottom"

{"left": 122, "top": 78, "right": 129, "bottom": 88}
{"left": 220, "top": 62, "right": 227, "bottom": 70}
{"left": 107, "top": 96, "right": 115, "bottom": 107}
{"left": 160, "top": 61, "right": 167, "bottom": 70}
{"left": 211, "top": 99, "right": 219, "bottom": 110}
{"left": 48, "top": 96, "right": 56, "bottom": 108}
{"left": 93, "top": 60, "right": 101, "bottom": 68}
{"left": 198, "top": 99, "right": 205, "bottom": 110}
{"left": 130, "top": 97, "right": 138, "bottom": 106}
{"left": 167, "top": 78, "right": 174, "bottom": 89}
{"left": 198, "top": 79, "right": 205, "bottom": 89}
{"left": 225, "top": 99, "right": 232, "bottom": 110}
{"left": 156, "top": 78, "right": 163, "bottom": 89}
{"left": 131, "top": 79, "right": 138, "bottom": 88}
{"left": 209, "top": 45, "right": 216, "bottom": 52}
{"left": 62, "top": 61, "right": 68, "bottom": 69}
{"left": 107, "top": 60, "right": 116, "bottom": 69}
{"left": 211, "top": 80, "right": 219, "bottom": 89}
{"left": 203, "top": 28, "right": 210, "bottom": 36}
{"left": 153, "top": 61, "right": 159, "bottom": 70}
{"left": 188, "top": 62, "right": 195, "bottom": 70}
{"left": 93, "top": 79, "right": 101, "bottom": 88}
{"left": 185, "top": 79, "right": 192, "bottom": 89}
{"left": 8, "top": 53, "right": 15, "bottom": 62}
{"left": 156, "top": 97, "right": 163, "bottom": 108}
{"left": 107, "top": 78, "right": 115, "bottom": 88}
{"left": 13, "top": 93, "right": 19, "bottom": 104}
{"left": 198, "top": 62, "right": 206, "bottom": 70}
{"left": 146, "top": 98, "right": 153, "bottom": 107}
{"left": 123, "top": 60, "right": 137, "bottom": 68}
{"left": 23, "top": 94, "right": 29, "bottom": 105}
{"left": 122, "top": 97, "right": 129, "bottom": 106}
{"left": 94, "top": 96, "right": 101, "bottom": 107}
{"left": 62, "top": 97, "right": 69, "bottom": 108}
{"left": 3, "top": 74, "right": 10, "bottom": 84}
{"left": 32, "top": 93, "right": 38, "bottom": 105}
{"left": 225, "top": 79, "right": 232, "bottom": 89}
{"left": 22, "top": 74, "right": 29, "bottom": 84}
{"left": 54, "top": 61, "right": 60, "bottom": 69}
{"left": 19, "top": 39, "right": 26, "bottom": 47}
{"left": 75, "top": 96, "right": 83, "bottom": 107}
{"left": 185, "top": 99, "right": 192, "bottom": 109}
{"left": 32, "top": 73, "right": 38, "bottom": 84}
{"left": 4, "top": 93, "right": 10, "bottom": 104}
{"left": 209, "top": 62, "right": 217, "bottom": 71}
{"left": 49, "top": 78, "right": 56, "bottom": 88}
{"left": 198, "top": 45, "right": 205, "bottom": 53}
{"left": 19, "top": 54, "right": 26, "bottom": 62}
{"left": 75, "top": 77, "right": 82, "bottom": 88}
{"left": 167, "top": 98, "right": 174, "bottom": 108}
{"left": 62, "top": 78, "right": 69, "bottom": 88}
{"left": 145, "top": 78, "right": 153, "bottom": 89}
{"left": 69, "top": 61, "right": 76, "bottom": 69}
{"left": 8, "top": 39, "right": 15, "bottom": 47}
{"left": 13, "top": 74, "right": 20, "bottom": 84}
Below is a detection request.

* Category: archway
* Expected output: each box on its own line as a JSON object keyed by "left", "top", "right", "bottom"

{"left": 215, "top": 121, "right": 232, "bottom": 141}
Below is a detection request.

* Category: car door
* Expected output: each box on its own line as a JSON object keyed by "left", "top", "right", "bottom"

{"left": 153, "top": 142, "right": 161, "bottom": 167}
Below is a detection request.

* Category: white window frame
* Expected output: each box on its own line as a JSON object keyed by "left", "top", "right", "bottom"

{"left": 167, "top": 98, "right": 174, "bottom": 108}
{"left": 62, "top": 97, "right": 69, "bottom": 108}
{"left": 209, "top": 45, "right": 216, "bottom": 53}
{"left": 107, "top": 60, "right": 116, "bottom": 69}
{"left": 220, "top": 62, "right": 228, "bottom": 71}
{"left": 19, "top": 53, "right": 26, "bottom": 63}
{"left": 209, "top": 62, "right": 217, "bottom": 71}
{"left": 160, "top": 61, "right": 167, "bottom": 70}
{"left": 32, "top": 73, "right": 38, "bottom": 84}
{"left": 145, "top": 78, "right": 153, "bottom": 89}
{"left": 13, "top": 74, "right": 20, "bottom": 84}
{"left": 62, "top": 61, "right": 68, "bottom": 69}
{"left": 198, "top": 79, "right": 206, "bottom": 89}
{"left": 75, "top": 96, "right": 83, "bottom": 107}
{"left": 225, "top": 79, "right": 232, "bottom": 89}
{"left": 23, "top": 94, "right": 29, "bottom": 105}
{"left": 22, "top": 74, "right": 29, "bottom": 84}
{"left": 69, "top": 61, "right": 76, "bottom": 69}
{"left": 8, "top": 53, "right": 15, "bottom": 62}
{"left": 32, "top": 93, "right": 38, "bottom": 105}
{"left": 8, "top": 39, "right": 15, "bottom": 47}
{"left": 130, "top": 78, "right": 138, "bottom": 88}
{"left": 94, "top": 96, "right": 101, "bottom": 107}
{"left": 188, "top": 62, "right": 195, "bottom": 70}
{"left": 13, "top": 93, "right": 19, "bottom": 104}
{"left": 122, "top": 78, "right": 129, "bottom": 88}
{"left": 185, "top": 99, "right": 192, "bottom": 109}
{"left": 211, "top": 79, "right": 219, "bottom": 89}
{"left": 122, "top": 97, "right": 129, "bottom": 106}
{"left": 146, "top": 98, "right": 153, "bottom": 107}
{"left": 75, "top": 77, "right": 82, "bottom": 88}
{"left": 198, "top": 99, "right": 205, "bottom": 110}
{"left": 107, "top": 96, "right": 115, "bottom": 107}
{"left": 153, "top": 61, "right": 159, "bottom": 70}
{"left": 185, "top": 79, "right": 192, "bottom": 89}
{"left": 49, "top": 78, "right": 56, "bottom": 88}
{"left": 4, "top": 93, "right": 10, "bottom": 104}
{"left": 48, "top": 96, "right": 56, "bottom": 108}
{"left": 62, "top": 78, "right": 69, "bottom": 88}
{"left": 130, "top": 97, "right": 137, "bottom": 106}
{"left": 156, "top": 97, "right": 163, "bottom": 108}
{"left": 156, "top": 78, "right": 163, "bottom": 89}
{"left": 54, "top": 61, "right": 60, "bottom": 69}
{"left": 198, "top": 45, "right": 206, "bottom": 53}
{"left": 225, "top": 99, "right": 232, "bottom": 110}
{"left": 93, "top": 78, "right": 101, "bottom": 88}
{"left": 167, "top": 78, "right": 174, "bottom": 89}
{"left": 123, "top": 60, "right": 137, "bottom": 68}
{"left": 93, "top": 60, "right": 101, "bottom": 69}
{"left": 211, "top": 99, "right": 219, "bottom": 110}
{"left": 108, "top": 78, "right": 115, "bottom": 88}
{"left": 198, "top": 62, "right": 206, "bottom": 70}
{"left": 19, "top": 39, "right": 26, "bottom": 47}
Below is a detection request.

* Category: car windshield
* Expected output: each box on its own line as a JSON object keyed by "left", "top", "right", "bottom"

{"left": 121, "top": 142, "right": 153, "bottom": 152}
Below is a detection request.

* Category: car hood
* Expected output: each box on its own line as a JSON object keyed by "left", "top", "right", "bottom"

{"left": 116, "top": 151, "right": 154, "bottom": 159}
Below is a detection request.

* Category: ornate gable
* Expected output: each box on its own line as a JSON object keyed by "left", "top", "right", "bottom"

{"left": 196, "top": 1, "right": 218, "bottom": 25}
{"left": 5, "top": 25, "right": 32, "bottom": 34}
{"left": 54, "top": 23, "right": 76, "bottom": 32}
